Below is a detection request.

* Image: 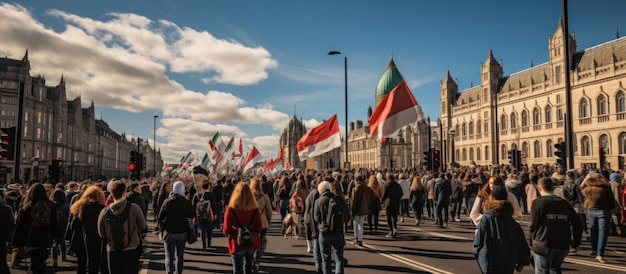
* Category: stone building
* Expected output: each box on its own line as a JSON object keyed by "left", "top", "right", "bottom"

{"left": 0, "top": 51, "right": 162, "bottom": 183}
{"left": 441, "top": 20, "right": 626, "bottom": 170}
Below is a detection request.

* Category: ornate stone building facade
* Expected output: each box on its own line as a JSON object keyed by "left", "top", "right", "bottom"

{"left": 0, "top": 51, "right": 162, "bottom": 183}
{"left": 441, "top": 21, "right": 626, "bottom": 170}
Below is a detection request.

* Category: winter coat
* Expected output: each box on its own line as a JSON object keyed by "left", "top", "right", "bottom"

{"left": 313, "top": 190, "right": 349, "bottom": 234}
{"left": 350, "top": 182, "right": 377, "bottom": 216}
{"left": 381, "top": 180, "right": 403, "bottom": 212}
{"left": 434, "top": 179, "right": 452, "bottom": 205}
{"left": 581, "top": 178, "right": 617, "bottom": 211}
{"left": 304, "top": 189, "right": 321, "bottom": 239}
{"left": 473, "top": 202, "right": 530, "bottom": 273}
{"left": 98, "top": 200, "right": 146, "bottom": 251}
{"left": 127, "top": 191, "right": 147, "bottom": 219}
{"left": 158, "top": 194, "right": 195, "bottom": 234}
{"left": 12, "top": 201, "right": 58, "bottom": 248}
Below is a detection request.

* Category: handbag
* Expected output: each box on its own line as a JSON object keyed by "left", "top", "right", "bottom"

{"left": 186, "top": 220, "right": 197, "bottom": 244}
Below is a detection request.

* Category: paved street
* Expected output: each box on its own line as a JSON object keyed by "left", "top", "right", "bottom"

{"left": 8, "top": 210, "right": 626, "bottom": 273}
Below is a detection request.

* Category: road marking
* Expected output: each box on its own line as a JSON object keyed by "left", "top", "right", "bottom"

{"left": 362, "top": 243, "right": 455, "bottom": 274}
{"left": 564, "top": 257, "right": 626, "bottom": 272}
{"left": 140, "top": 258, "right": 149, "bottom": 274}
{"left": 406, "top": 226, "right": 471, "bottom": 240}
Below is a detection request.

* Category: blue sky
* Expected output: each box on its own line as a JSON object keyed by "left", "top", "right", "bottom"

{"left": 1, "top": 1, "right": 624, "bottom": 164}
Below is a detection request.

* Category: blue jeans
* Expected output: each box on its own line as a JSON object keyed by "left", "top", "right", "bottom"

{"left": 231, "top": 249, "right": 255, "bottom": 274}
{"left": 533, "top": 248, "right": 568, "bottom": 274}
{"left": 312, "top": 238, "right": 321, "bottom": 266}
{"left": 164, "top": 232, "right": 187, "bottom": 274}
{"left": 198, "top": 220, "right": 214, "bottom": 248}
{"left": 436, "top": 202, "right": 449, "bottom": 226}
{"left": 51, "top": 235, "right": 67, "bottom": 261}
{"left": 318, "top": 231, "right": 345, "bottom": 274}
{"left": 588, "top": 209, "right": 611, "bottom": 256}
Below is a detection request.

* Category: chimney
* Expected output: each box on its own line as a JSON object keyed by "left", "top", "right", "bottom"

{"left": 350, "top": 122, "right": 355, "bottom": 131}
{"left": 356, "top": 120, "right": 363, "bottom": 129}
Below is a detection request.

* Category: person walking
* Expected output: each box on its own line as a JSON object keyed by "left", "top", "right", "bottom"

{"left": 367, "top": 174, "right": 382, "bottom": 235}
{"left": 409, "top": 175, "right": 427, "bottom": 226}
{"left": 0, "top": 192, "right": 14, "bottom": 274}
{"left": 529, "top": 177, "right": 583, "bottom": 273}
{"left": 434, "top": 173, "right": 452, "bottom": 228}
{"left": 381, "top": 173, "right": 403, "bottom": 238}
{"left": 581, "top": 173, "right": 618, "bottom": 263}
{"left": 98, "top": 180, "right": 147, "bottom": 274}
{"left": 450, "top": 172, "right": 464, "bottom": 222}
{"left": 608, "top": 172, "right": 624, "bottom": 237}
{"left": 68, "top": 185, "right": 108, "bottom": 274}
{"left": 50, "top": 189, "right": 69, "bottom": 267}
{"left": 158, "top": 181, "right": 195, "bottom": 274}
{"left": 275, "top": 176, "right": 291, "bottom": 220}
{"left": 314, "top": 181, "right": 349, "bottom": 274}
{"left": 192, "top": 179, "right": 216, "bottom": 250}
{"left": 473, "top": 185, "right": 530, "bottom": 274}
{"left": 350, "top": 174, "right": 376, "bottom": 246}
{"left": 397, "top": 174, "right": 411, "bottom": 222}
{"left": 470, "top": 176, "right": 523, "bottom": 227}
{"left": 250, "top": 178, "right": 273, "bottom": 273}
{"left": 304, "top": 177, "right": 323, "bottom": 273}
{"left": 11, "top": 183, "right": 58, "bottom": 274}
{"left": 224, "top": 182, "right": 262, "bottom": 274}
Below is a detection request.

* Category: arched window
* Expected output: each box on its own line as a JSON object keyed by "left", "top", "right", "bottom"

{"left": 546, "top": 139, "right": 553, "bottom": 157}
{"left": 476, "top": 120, "right": 482, "bottom": 134}
{"left": 599, "top": 134, "right": 609, "bottom": 153}
{"left": 579, "top": 98, "right": 590, "bottom": 118}
{"left": 581, "top": 136, "right": 591, "bottom": 156}
{"left": 455, "top": 149, "right": 460, "bottom": 161}
{"left": 501, "top": 144, "right": 507, "bottom": 160}
{"left": 522, "top": 142, "right": 528, "bottom": 159}
{"left": 469, "top": 148, "right": 474, "bottom": 161}
{"left": 521, "top": 110, "right": 529, "bottom": 127}
{"left": 462, "top": 148, "right": 467, "bottom": 161}
{"left": 485, "top": 146, "right": 489, "bottom": 161}
{"left": 501, "top": 115, "right": 507, "bottom": 130}
{"left": 617, "top": 91, "right": 626, "bottom": 113}
{"left": 534, "top": 140, "right": 541, "bottom": 158}
{"left": 477, "top": 147, "right": 481, "bottom": 161}
{"left": 533, "top": 108, "right": 541, "bottom": 125}
{"left": 510, "top": 113, "right": 517, "bottom": 129}
{"left": 619, "top": 132, "right": 626, "bottom": 154}
{"left": 545, "top": 105, "right": 552, "bottom": 123}
{"left": 597, "top": 94, "right": 607, "bottom": 115}
{"left": 469, "top": 121, "right": 474, "bottom": 136}
{"left": 462, "top": 123, "right": 467, "bottom": 136}
{"left": 484, "top": 121, "right": 489, "bottom": 133}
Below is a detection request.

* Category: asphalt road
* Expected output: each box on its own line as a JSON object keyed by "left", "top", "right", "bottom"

{"left": 8, "top": 209, "right": 626, "bottom": 273}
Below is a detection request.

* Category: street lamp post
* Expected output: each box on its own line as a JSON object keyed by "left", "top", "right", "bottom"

{"left": 153, "top": 115, "right": 158, "bottom": 177}
{"left": 328, "top": 51, "right": 349, "bottom": 170}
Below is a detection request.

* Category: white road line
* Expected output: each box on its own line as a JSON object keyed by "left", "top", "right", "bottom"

{"left": 140, "top": 258, "right": 149, "bottom": 274}
{"left": 564, "top": 257, "right": 626, "bottom": 272}
{"left": 362, "top": 243, "right": 455, "bottom": 274}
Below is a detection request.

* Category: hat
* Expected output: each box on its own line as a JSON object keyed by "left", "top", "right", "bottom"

{"left": 317, "top": 181, "right": 331, "bottom": 194}
{"left": 130, "top": 182, "right": 140, "bottom": 191}
{"left": 609, "top": 172, "right": 621, "bottom": 182}
{"left": 566, "top": 169, "right": 577, "bottom": 178}
{"left": 491, "top": 185, "right": 508, "bottom": 201}
{"left": 172, "top": 181, "right": 185, "bottom": 196}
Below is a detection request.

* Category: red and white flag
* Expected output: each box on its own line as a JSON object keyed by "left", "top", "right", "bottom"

{"left": 297, "top": 114, "right": 342, "bottom": 161}
{"left": 369, "top": 80, "right": 424, "bottom": 141}
{"left": 243, "top": 145, "right": 262, "bottom": 171}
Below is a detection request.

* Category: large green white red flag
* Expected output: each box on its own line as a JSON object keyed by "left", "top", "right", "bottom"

{"left": 369, "top": 80, "right": 424, "bottom": 141}
{"left": 297, "top": 114, "right": 341, "bottom": 161}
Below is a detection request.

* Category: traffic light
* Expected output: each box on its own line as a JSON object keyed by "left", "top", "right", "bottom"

{"left": 0, "top": 127, "right": 15, "bottom": 160}
{"left": 618, "top": 155, "right": 625, "bottom": 170}
{"left": 554, "top": 142, "right": 566, "bottom": 166}
{"left": 141, "top": 153, "right": 147, "bottom": 170}
{"left": 389, "top": 159, "right": 395, "bottom": 168}
{"left": 508, "top": 149, "right": 516, "bottom": 166}
{"left": 432, "top": 149, "right": 440, "bottom": 171}
{"left": 50, "top": 159, "right": 62, "bottom": 182}
{"left": 129, "top": 150, "right": 137, "bottom": 171}
{"left": 599, "top": 147, "right": 607, "bottom": 169}
{"left": 423, "top": 149, "right": 432, "bottom": 170}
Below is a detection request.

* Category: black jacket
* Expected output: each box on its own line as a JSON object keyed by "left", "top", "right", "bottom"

{"left": 530, "top": 195, "right": 583, "bottom": 255}
{"left": 313, "top": 191, "right": 349, "bottom": 233}
{"left": 12, "top": 201, "right": 58, "bottom": 247}
{"left": 127, "top": 191, "right": 147, "bottom": 219}
{"left": 381, "top": 180, "right": 403, "bottom": 211}
{"left": 158, "top": 194, "right": 195, "bottom": 234}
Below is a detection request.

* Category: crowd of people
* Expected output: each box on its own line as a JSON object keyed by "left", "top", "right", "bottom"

{"left": 0, "top": 162, "right": 625, "bottom": 274}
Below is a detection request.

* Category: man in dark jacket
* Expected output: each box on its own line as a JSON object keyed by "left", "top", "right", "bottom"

{"left": 434, "top": 173, "right": 452, "bottom": 228}
{"left": 381, "top": 173, "right": 403, "bottom": 238}
{"left": 350, "top": 174, "right": 376, "bottom": 246}
{"left": 127, "top": 182, "right": 147, "bottom": 219}
{"left": 530, "top": 177, "right": 583, "bottom": 273}
{"left": 314, "top": 181, "right": 349, "bottom": 274}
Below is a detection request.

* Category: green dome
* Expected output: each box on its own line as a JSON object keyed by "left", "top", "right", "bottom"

{"left": 375, "top": 57, "right": 404, "bottom": 97}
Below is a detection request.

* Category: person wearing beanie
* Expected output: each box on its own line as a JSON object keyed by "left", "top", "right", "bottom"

{"left": 608, "top": 172, "right": 625, "bottom": 237}
{"left": 157, "top": 180, "right": 195, "bottom": 274}
{"left": 530, "top": 177, "right": 583, "bottom": 272}
{"left": 473, "top": 185, "right": 530, "bottom": 273}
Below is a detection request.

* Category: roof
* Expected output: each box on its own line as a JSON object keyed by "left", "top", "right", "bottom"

{"left": 375, "top": 56, "right": 404, "bottom": 97}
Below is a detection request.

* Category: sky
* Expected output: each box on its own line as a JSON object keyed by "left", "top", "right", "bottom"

{"left": 1, "top": 1, "right": 625, "bottom": 165}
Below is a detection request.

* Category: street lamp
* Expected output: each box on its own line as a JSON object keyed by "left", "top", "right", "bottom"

{"left": 153, "top": 115, "right": 158, "bottom": 177}
{"left": 328, "top": 51, "right": 349, "bottom": 169}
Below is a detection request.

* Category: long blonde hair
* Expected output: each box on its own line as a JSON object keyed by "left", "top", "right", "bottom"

{"left": 228, "top": 182, "right": 259, "bottom": 211}
{"left": 249, "top": 178, "right": 264, "bottom": 197}
{"left": 70, "top": 185, "right": 105, "bottom": 219}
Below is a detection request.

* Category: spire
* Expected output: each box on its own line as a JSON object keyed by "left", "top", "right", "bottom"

{"left": 293, "top": 105, "right": 296, "bottom": 117}
{"left": 531, "top": 59, "right": 534, "bottom": 67}
{"left": 617, "top": 27, "right": 621, "bottom": 39}
{"left": 22, "top": 49, "right": 28, "bottom": 61}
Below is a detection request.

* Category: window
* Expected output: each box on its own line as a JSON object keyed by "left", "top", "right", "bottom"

{"left": 533, "top": 108, "right": 541, "bottom": 125}
{"left": 470, "top": 148, "right": 474, "bottom": 161}
{"left": 501, "top": 144, "right": 507, "bottom": 160}
{"left": 599, "top": 134, "right": 609, "bottom": 153}
{"left": 521, "top": 110, "right": 529, "bottom": 127}
{"left": 547, "top": 139, "right": 553, "bottom": 156}
{"left": 581, "top": 136, "right": 591, "bottom": 156}
{"left": 462, "top": 123, "right": 467, "bottom": 136}
{"left": 484, "top": 121, "right": 488, "bottom": 133}
{"left": 545, "top": 105, "right": 552, "bottom": 123}
{"left": 620, "top": 132, "right": 626, "bottom": 154}
{"left": 522, "top": 142, "right": 528, "bottom": 159}
{"left": 476, "top": 120, "right": 482, "bottom": 134}
{"left": 597, "top": 94, "right": 607, "bottom": 115}
{"left": 477, "top": 147, "right": 481, "bottom": 161}
{"left": 534, "top": 140, "right": 541, "bottom": 158}
{"left": 557, "top": 107, "right": 564, "bottom": 121}
{"left": 617, "top": 91, "right": 626, "bottom": 113}
{"left": 501, "top": 115, "right": 507, "bottom": 130}
{"left": 555, "top": 66, "right": 562, "bottom": 84}
{"left": 455, "top": 149, "right": 460, "bottom": 161}
{"left": 463, "top": 148, "right": 467, "bottom": 161}
{"left": 510, "top": 113, "right": 517, "bottom": 129}
{"left": 579, "top": 98, "right": 590, "bottom": 118}
{"left": 469, "top": 121, "right": 474, "bottom": 135}
{"left": 485, "top": 146, "right": 489, "bottom": 161}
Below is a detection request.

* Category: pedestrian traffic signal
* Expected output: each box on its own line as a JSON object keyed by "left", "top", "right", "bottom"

{"left": 554, "top": 142, "right": 566, "bottom": 166}
{"left": 508, "top": 149, "right": 515, "bottom": 165}
{"left": 0, "top": 127, "right": 15, "bottom": 161}
{"left": 423, "top": 149, "right": 432, "bottom": 170}
{"left": 432, "top": 149, "right": 440, "bottom": 171}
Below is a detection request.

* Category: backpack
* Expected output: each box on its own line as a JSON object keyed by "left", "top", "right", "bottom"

{"left": 232, "top": 209, "right": 256, "bottom": 246}
{"left": 55, "top": 204, "right": 69, "bottom": 233}
{"left": 553, "top": 185, "right": 572, "bottom": 202}
{"left": 31, "top": 201, "right": 51, "bottom": 228}
{"left": 289, "top": 192, "right": 304, "bottom": 214}
{"left": 196, "top": 194, "right": 214, "bottom": 221}
{"left": 326, "top": 195, "right": 345, "bottom": 232}
{"left": 105, "top": 202, "right": 132, "bottom": 251}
